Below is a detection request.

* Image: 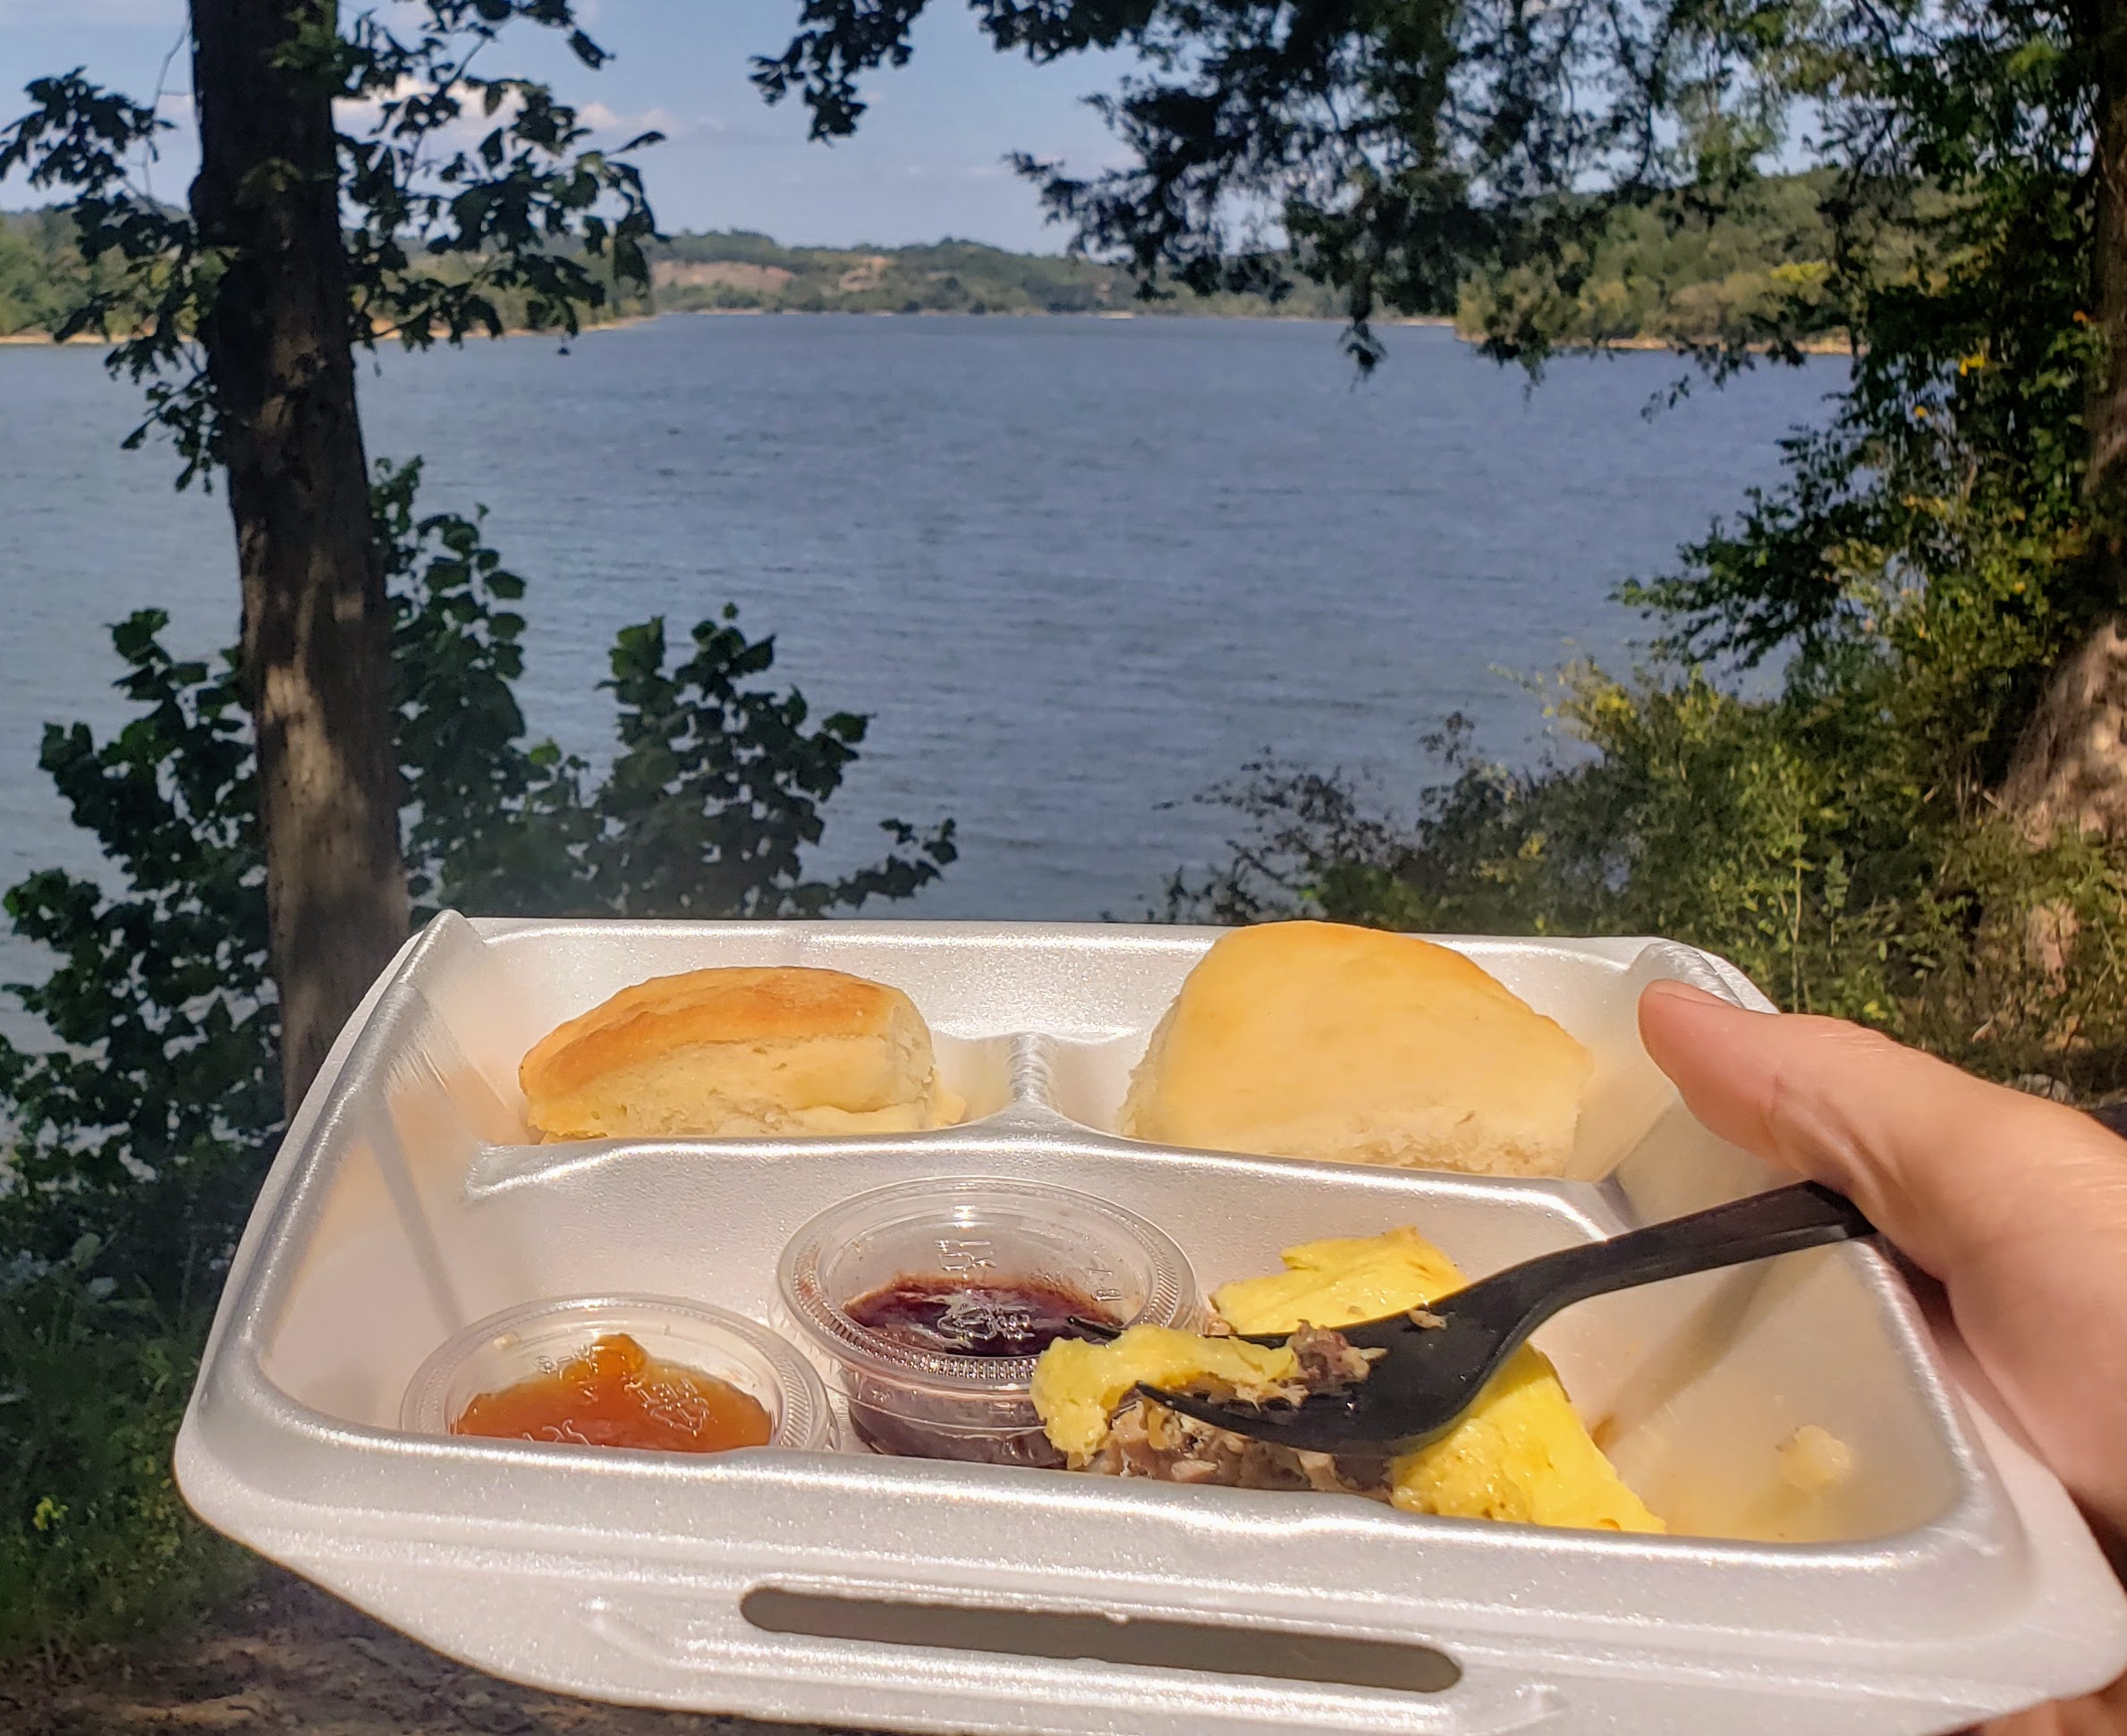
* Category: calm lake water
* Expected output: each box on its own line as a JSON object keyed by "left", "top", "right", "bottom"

{"left": 0, "top": 314, "right": 1836, "bottom": 983}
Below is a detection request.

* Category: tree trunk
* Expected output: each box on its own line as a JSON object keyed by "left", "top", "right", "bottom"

{"left": 1997, "top": 625, "right": 2127, "bottom": 840}
{"left": 189, "top": 0, "right": 408, "bottom": 1115}
{"left": 2001, "top": 0, "right": 2127, "bottom": 840}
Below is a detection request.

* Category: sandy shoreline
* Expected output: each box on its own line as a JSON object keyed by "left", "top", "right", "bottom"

{"left": 0, "top": 308, "right": 1851, "bottom": 354}
{"left": 0, "top": 329, "right": 109, "bottom": 345}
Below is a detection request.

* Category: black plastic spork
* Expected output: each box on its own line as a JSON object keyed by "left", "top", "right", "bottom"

{"left": 1116, "top": 1182, "right": 1875, "bottom": 1458}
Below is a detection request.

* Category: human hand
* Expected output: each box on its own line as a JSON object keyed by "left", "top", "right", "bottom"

{"left": 1637, "top": 980, "right": 2127, "bottom": 1542}
{"left": 1638, "top": 982, "right": 2127, "bottom": 1735}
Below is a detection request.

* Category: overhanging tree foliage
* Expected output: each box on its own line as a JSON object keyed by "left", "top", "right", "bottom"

{"left": 2, "top": 0, "right": 661, "bottom": 1111}
{"left": 761, "top": 0, "right": 2127, "bottom": 846}
{"left": 759, "top": 0, "right": 1797, "bottom": 363}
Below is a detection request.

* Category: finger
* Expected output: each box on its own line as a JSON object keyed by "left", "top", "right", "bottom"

{"left": 1636, "top": 980, "right": 2127, "bottom": 1279}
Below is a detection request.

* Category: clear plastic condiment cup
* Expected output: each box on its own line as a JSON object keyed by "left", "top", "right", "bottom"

{"left": 775, "top": 1178, "right": 1197, "bottom": 1465}
{"left": 401, "top": 1293, "right": 834, "bottom": 1453}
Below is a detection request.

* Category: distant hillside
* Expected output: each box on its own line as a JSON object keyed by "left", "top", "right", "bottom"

{"left": 4, "top": 186, "right": 1857, "bottom": 344}
{"left": 648, "top": 232, "right": 1348, "bottom": 318}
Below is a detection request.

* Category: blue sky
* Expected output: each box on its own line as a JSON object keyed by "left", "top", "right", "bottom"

{"left": 0, "top": 1, "right": 1135, "bottom": 249}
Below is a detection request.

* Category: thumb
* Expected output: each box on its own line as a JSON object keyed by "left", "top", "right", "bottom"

{"left": 1637, "top": 978, "right": 2127, "bottom": 1535}
{"left": 1636, "top": 979, "right": 2127, "bottom": 1279}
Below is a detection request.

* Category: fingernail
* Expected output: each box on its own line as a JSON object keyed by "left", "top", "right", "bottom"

{"left": 1640, "top": 978, "right": 1736, "bottom": 1010}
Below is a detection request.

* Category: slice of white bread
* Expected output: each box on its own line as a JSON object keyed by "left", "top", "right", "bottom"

{"left": 520, "top": 966, "right": 965, "bottom": 1140}
{"left": 1119, "top": 922, "right": 1590, "bottom": 1175}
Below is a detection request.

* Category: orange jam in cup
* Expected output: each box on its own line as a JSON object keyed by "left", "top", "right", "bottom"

{"left": 450, "top": 1332, "right": 773, "bottom": 1453}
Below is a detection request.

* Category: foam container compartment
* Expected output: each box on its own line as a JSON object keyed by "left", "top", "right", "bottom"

{"left": 176, "top": 917, "right": 2127, "bottom": 1735}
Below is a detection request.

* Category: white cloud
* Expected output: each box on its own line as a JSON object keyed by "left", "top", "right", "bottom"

{"left": 582, "top": 104, "right": 783, "bottom": 151}
{"left": 333, "top": 84, "right": 691, "bottom": 156}
{"left": 335, "top": 75, "right": 525, "bottom": 152}
{"left": 579, "top": 99, "right": 679, "bottom": 137}
{"left": 579, "top": 102, "right": 767, "bottom": 152}
{"left": 895, "top": 160, "right": 1023, "bottom": 184}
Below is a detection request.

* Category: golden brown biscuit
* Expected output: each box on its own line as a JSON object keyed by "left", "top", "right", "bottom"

{"left": 520, "top": 966, "right": 965, "bottom": 1140}
{"left": 1120, "top": 921, "right": 1590, "bottom": 1175}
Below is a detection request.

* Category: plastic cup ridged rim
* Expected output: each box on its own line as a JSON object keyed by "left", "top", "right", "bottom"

{"left": 399, "top": 1291, "right": 833, "bottom": 1452}
{"left": 775, "top": 1176, "right": 1196, "bottom": 1389}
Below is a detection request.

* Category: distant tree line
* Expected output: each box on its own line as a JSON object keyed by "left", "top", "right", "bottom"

{"left": 2, "top": 177, "right": 1860, "bottom": 340}
{"left": 1457, "top": 172, "right": 1858, "bottom": 356}
{"left": 0, "top": 206, "right": 651, "bottom": 344}
{"left": 0, "top": 206, "right": 78, "bottom": 335}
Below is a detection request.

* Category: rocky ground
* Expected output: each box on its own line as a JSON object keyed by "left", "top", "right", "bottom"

{"left": 1, "top": 1569, "right": 876, "bottom": 1736}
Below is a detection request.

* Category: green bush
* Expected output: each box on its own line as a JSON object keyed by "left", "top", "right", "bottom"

{"left": 1172, "top": 661, "right": 2127, "bottom": 1096}
{"left": 0, "top": 1261, "right": 252, "bottom": 1666}
{"left": 0, "top": 460, "right": 954, "bottom": 1667}
{"left": 1191, "top": 77, "right": 2126, "bottom": 1098}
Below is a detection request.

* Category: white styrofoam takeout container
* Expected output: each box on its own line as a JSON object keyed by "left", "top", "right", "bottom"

{"left": 175, "top": 916, "right": 2127, "bottom": 1735}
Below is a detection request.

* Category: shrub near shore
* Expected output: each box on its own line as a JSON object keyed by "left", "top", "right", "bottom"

{"left": 0, "top": 463, "right": 953, "bottom": 1669}
{"left": 1174, "top": 673, "right": 2127, "bottom": 1098}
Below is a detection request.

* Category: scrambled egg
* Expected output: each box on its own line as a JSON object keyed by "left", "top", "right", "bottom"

{"left": 1031, "top": 1227, "right": 1664, "bottom": 1535}
{"left": 1035, "top": 1328, "right": 1303, "bottom": 1461}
